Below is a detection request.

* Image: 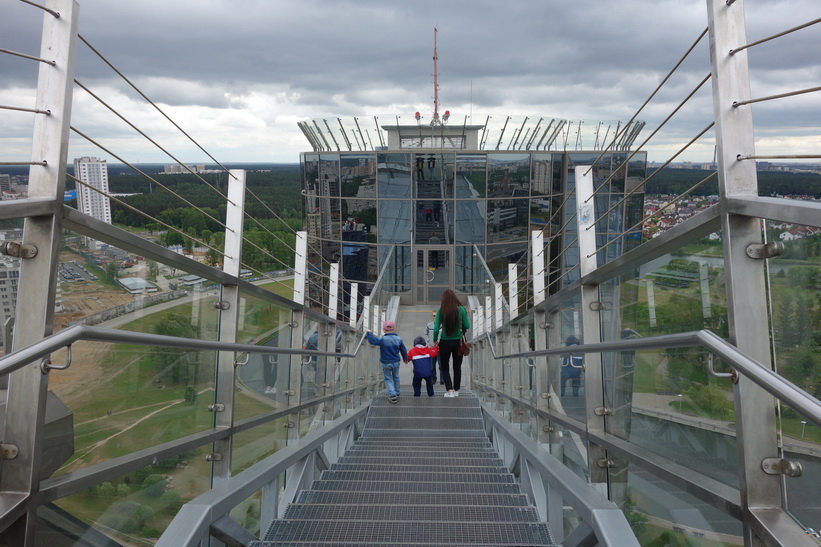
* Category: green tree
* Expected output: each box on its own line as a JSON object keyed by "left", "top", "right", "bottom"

{"left": 105, "top": 261, "right": 119, "bottom": 281}
{"left": 686, "top": 383, "right": 733, "bottom": 419}
{"left": 146, "top": 260, "right": 160, "bottom": 282}
{"left": 142, "top": 475, "right": 167, "bottom": 498}
{"left": 623, "top": 495, "right": 648, "bottom": 537}
{"left": 160, "top": 489, "right": 182, "bottom": 509}
{"left": 96, "top": 481, "right": 115, "bottom": 497}
{"left": 117, "top": 483, "right": 130, "bottom": 497}
{"left": 151, "top": 315, "right": 201, "bottom": 384}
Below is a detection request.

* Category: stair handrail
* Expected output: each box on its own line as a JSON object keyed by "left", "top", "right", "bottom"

{"left": 475, "top": 328, "right": 821, "bottom": 429}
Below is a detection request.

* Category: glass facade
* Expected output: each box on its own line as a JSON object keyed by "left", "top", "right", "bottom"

{"left": 301, "top": 128, "right": 647, "bottom": 305}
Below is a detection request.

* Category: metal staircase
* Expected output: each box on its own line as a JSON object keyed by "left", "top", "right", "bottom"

{"left": 253, "top": 391, "right": 557, "bottom": 546}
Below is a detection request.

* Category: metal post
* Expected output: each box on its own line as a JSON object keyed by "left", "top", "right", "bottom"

{"left": 1, "top": 1, "right": 78, "bottom": 544}
{"left": 707, "top": 2, "right": 781, "bottom": 542}
{"left": 532, "top": 231, "right": 546, "bottom": 306}
{"left": 349, "top": 282, "right": 358, "bottom": 327}
{"left": 212, "top": 169, "right": 246, "bottom": 483}
{"left": 288, "top": 232, "right": 309, "bottom": 444}
{"left": 575, "top": 165, "right": 608, "bottom": 486}
{"left": 495, "top": 282, "right": 503, "bottom": 327}
{"left": 362, "top": 296, "right": 370, "bottom": 332}
{"left": 328, "top": 263, "right": 339, "bottom": 320}
{"left": 508, "top": 264, "right": 518, "bottom": 317}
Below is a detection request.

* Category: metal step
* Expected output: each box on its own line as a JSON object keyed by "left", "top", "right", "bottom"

{"left": 307, "top": 480, "right": 523, "bottom": 494}
{"left": 337, "top": 456, "right": 504, "bottom": 467}
{"left": 294, "top": 491, "right": 531, "bottom": 507}
{"left": 330, "top": 463, "right": 508, "bottom": 474}
{"left": 318, "top": 470, "right": 515, "bottom": 484}
{"left": 260, "top": 389, "right": 556, "bottom": 545}
{"left": 282, "top": 503, "right": 542, "bottom": 522}
{"left": 259, "top": 521, "right": 555, "bottom": 545}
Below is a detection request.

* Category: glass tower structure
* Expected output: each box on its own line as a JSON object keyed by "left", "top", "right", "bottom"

{"left": 299, "top": 115, "right": 646, "bottom": 309}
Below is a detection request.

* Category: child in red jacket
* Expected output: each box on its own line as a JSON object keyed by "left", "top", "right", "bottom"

{"left": 407, "top": 336, "right": 439, "bottom": 397}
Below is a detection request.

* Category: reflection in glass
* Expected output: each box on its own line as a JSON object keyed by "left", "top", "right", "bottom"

{"left": 487, "top": 154, "right": 530, "bottom": 198}
{"left": 340, "top": 154, "right": 376, "bottom": 198}
{"left": 453, "top": 199, "right": 485, "bottom": 244}
{"left": 486, "top": 199, "right": 529, "bottom": 243}
{"left": 455, "top": 154, "right": 486, "bottom": 198}
{"left": 377, "top": 153, "right": 411, "bottom": 199}
{"left": 378, "top": 200, "right": 412, "bottom": 244}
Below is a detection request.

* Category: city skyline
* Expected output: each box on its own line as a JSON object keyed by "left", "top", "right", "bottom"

{"left": 1, "top": 1, "right": 818, "bottom": 165}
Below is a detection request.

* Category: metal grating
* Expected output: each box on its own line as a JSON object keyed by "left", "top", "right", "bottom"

{"left": 295, "top": 491, "right": 531, "bottom": 507}
{"left": 283, "top": 504, "right": 541, "bottom": 522}
{"left": 338, "top": 456, "right": 504, "bottom": 467}
{"left": 261, "top": 389, "right": 556, "bottom": 545}
{"left": 262, "top": 521, "right": 554, "bottom": 545}
{"left": 308, "top": 480, "right": 522, "bottom": 494}
{"left": 362, "top": 428, "right": 486, "bottom": 438}
{"left": 318, "top": 471, "right": 514, "bottom": 484}
{"left": 331, "top": 463, "right": 508, "bottom": 474}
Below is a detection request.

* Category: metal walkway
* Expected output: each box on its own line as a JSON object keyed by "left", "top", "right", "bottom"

{"left": 253, "top": 391, "right": 557, "bottom": 546}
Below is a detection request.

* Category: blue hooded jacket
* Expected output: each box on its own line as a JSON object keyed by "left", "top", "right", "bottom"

{"left": 366, "top": 331, "right": 408, "bottom": 364}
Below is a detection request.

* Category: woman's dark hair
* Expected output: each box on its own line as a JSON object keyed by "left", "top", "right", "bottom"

{"left": 439, "top": 289, "right": 461, "bottom": 336}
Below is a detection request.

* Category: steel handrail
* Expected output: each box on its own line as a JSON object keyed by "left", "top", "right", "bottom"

{"left": 0, "top": 325, "right": 358, "bottom": 379}
{"left": 475, "top": 329, "right": 821, "bottom": 428}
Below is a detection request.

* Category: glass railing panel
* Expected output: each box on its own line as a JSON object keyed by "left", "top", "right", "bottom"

{"left": 778, "top": 401, "right": 821, "bottom": 535}
{"left": 232, "top": 416, "right": 291, "bottom": 475}
{"left": 229, "top": 488, "right": 264, "bottom": 538}
{"left": 603, "top": 345, "right": 739, "bottom": 489}
{"left": 764, "top": 220, "right": 821, "bottom": 472}
{"left": 545, "top": 290, "right": 585, "bottom": 422}
{"left": 58, "top": 229, "right": 222, "bottom": 341}
{"left": 621, "top": 462, "right": 742, "bottom": 545}
{"left": 50, "top": 443, "right": 213, "bottom": 542}
{"left": 234, "top": 290, "right": 295, "bottom": 422}
{"left": 602, "top": 240, "right": 729, "bottom": 343}
{"left": 49, "top": 344, "right": 216, "bottom": 475}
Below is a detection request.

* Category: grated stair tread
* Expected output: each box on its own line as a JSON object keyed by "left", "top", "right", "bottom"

{"left": 261, "top": 389, "right": 555, "bottom": 545}
{"left": 319, "top": 470, "right": 515, "bottom": 483}
{"left": 295, "top": 491, "right": 531, "bottom": 506}
{"left": 283, "top": 503, "right": 541, "bottom": 522}
{"left": 260, "top": 521, "right": 554, "bottom": 545}
{"left": 338, "top": 456, "right": 504, "bottom": 466}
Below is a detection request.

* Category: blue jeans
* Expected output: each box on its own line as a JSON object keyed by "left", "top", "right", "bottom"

{"left": 382, "top": 361, "right": 401, "bottom": 397}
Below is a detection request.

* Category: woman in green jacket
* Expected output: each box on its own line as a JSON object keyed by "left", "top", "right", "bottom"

{"left": 432, "top": 289, "right": 471, "bottom": 397}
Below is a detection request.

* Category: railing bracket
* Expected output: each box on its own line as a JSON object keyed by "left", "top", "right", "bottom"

{"left": 0, "top": 241, "right": 37, "bottom": 259}
{"left": 286, "top": 321, "right": 298, "bottom": 328}
{"left": 40, "top": 346, "right": 72, "bottom": 374}
{"left": 762, "top": 458, "right": 802, "bottom": 477}
{"left": 284, "top": 389, "right": 295, "bottom": 396}
{"left": 208, "top": 404, "right": 225, "bottom": 413}
{"left": 594, "top": 407, "right": 612, "bottom": 416}
{"left": 542, "top": 425, "right": 554, "bottom": 433}
{"left": 541, "top": 392, "right": 551, "bottom": 399}
{"left": 0, "top": 444, "right": 19, "bottom": 460}
{"left": 597, "top": 458, "right": 616, "bottom": 468}
{"left": 213, "top": 301, "right": 230, "bottom": 310}
{"left": 589, "top": 301, "right": 604, "bottom": 311}
{"left": 746, "top": 241, "right": 783, "bottom": 259}
{"left": 538, "top": 321, "right": 553, "bottom": 329}
{"left": 283, "top": 421, "right": 294, "bottom": 429}
{"left": 205, "top": 452, "right": 223, "bottom": 462}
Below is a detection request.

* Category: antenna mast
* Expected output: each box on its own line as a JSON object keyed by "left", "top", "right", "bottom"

{"left": 432, "top": 27, "right": 440, "bottom": 125}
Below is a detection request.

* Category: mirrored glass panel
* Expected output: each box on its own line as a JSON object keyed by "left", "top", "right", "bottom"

{"left": 340, "top": 154, "right": 376, "bottom": 198}
{"left": 487, "top": 154, "right": 530, "bottom": 198}
{"left": 486, "top": 199, "right": 529, "bottom": 243}
{"left": 455, "top": 154, "right": 486, "bottom": 198}
{"left": 377, "top": 153, "right": 411, "bottom": 199}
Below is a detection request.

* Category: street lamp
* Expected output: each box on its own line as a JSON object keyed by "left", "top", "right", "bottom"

{"left": 801, "top": 420, "right": 807, "bottom": 439}
{"left": 677, "top": 393, "right": 683, "bottom": 412}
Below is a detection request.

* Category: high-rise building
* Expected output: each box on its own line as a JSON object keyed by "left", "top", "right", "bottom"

{"left": 73, "top": 156, "right": 112, "bottom": 249}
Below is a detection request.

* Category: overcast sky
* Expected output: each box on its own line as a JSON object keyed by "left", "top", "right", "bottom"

{"left": 1, "top": 0, "right": 818, "bottom": 164}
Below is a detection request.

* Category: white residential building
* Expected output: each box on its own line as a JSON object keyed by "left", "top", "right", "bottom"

{"left": 73, "top": 156, "right": 112, "bottom": 249}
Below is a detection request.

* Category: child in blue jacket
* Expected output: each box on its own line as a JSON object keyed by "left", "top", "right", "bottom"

{"left": 366, "top": 320, "right": 408, "bottom": 403}
{"left": 407, "top": 336, "right": 439, "bottom": 397}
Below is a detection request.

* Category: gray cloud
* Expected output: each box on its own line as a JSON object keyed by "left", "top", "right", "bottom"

{"left": 0, "top": 0, "right": 818, "bottom": 162}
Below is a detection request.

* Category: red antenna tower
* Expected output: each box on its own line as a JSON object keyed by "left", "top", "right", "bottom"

{"left": 432, "top": 27, "right": 440, "bottom": 125}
